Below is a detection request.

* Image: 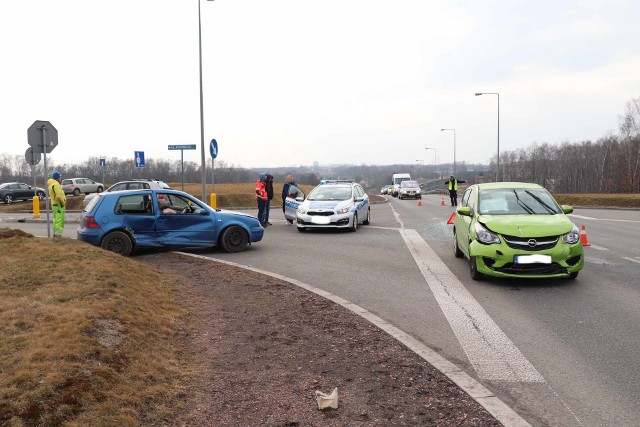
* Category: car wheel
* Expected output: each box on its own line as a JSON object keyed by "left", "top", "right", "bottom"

{"left": 470, "top": 256, "right": 484, "bottom": 281}
{"left": 568, "top": 272, "right": 579, "bottom": 280}
{"left": 297, "top": 226, "right": 306, "bottom": 232}
{"left": 453, "top": 229, "right": 463, "bottom": 258}
{"left": 4, "top": 195, "right": 13, "bottom": 204}
{"left": 220, "top": 226, "right": 248, "bottom": 253}
{"left": 73, "top": 188, "right": 81, "bottom": 196}
{"left": 36, "top": 191, "right": 45, "bottom": 200}
{"left": 97, "top": 186, "right": 103, "bottom": 193}
{"left": 350, "top": 213, "right": 358, "bottom": 232}
{"left": 363, "top": 208, "right": 370, "bottom": 225}
{"left": 101, "top": 231, "right": 133, "bottom": 256}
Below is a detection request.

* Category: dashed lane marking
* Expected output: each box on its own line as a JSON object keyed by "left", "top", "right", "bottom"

{"left": 623, "top": 257, "right": 640, "bottom": 264}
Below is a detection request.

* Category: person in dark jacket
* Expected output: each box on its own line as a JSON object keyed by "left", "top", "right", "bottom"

{"left": 256, "top": 172, "right": 268, "bottom": 227}
{"left": 264, "top": 174, "right": 274, "bottom": 226}
{"left": 281, "top": 175, "right": 295, "bottom": 224}
{"left": 445, "top": 175, "right": 466, "bottom": 207}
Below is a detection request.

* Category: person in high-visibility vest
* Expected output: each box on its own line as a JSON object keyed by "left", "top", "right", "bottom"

{"left": 255, "top": 172, "right": 268, "bottom": 227}
{"left": 444, "top": 175, "right": 466, "bottom": 207}
{"left": 47, "top": 170, "right": 67, "bottom": 237}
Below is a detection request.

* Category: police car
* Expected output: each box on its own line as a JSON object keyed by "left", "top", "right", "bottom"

{"left": 284, "top": 180, "right": 370, "bottom": 232}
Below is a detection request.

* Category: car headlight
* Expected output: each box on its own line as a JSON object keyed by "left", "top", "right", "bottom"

{"left": 336, "top": 206, "right": 350, "bottom": 214}
{"left": 562, "top": 225, "right": 580, "bottom": 244}
{"left": 297, "top": 207, "right": 306, "bottom": 215}
{"left": 474, "top": 222, "right": 500, "bottom": 244}
{"left": 416, "top": 189, "right": 421, "bottom": 194}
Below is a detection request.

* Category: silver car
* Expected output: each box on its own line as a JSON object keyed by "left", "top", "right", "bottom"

{"left": 82, "top": 179, "right": 171, "bottom": 208}
{"left": 62, "top": 178, "right": 104, "bottom": 196}
{"left": 398, "top": 180, "right": 422, "bottom": 199}
{"left": 285, "top": 180, "right": 370, "bottom": 232}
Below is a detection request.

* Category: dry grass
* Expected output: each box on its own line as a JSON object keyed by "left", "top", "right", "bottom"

{"left": 553, "top": 193, "right": 640, "bottom": 209}
{"left": 0, "top": 231, "right": 194, "bottom": 426}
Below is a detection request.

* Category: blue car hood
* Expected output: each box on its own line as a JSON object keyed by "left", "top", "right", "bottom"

{"left": 479, "top": 214, "right": 574, "bottom": 237}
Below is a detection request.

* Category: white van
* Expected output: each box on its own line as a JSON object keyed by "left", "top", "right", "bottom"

{"left": 391, "top": 173, "right": 412, "bottom": 197}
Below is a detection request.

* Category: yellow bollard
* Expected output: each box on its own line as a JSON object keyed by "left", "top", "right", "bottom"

{"left": 210, "top": 193, "right": 217, "bottom": 209}
{"left": 33, "top": 196, "right": 41, "bottom": 218}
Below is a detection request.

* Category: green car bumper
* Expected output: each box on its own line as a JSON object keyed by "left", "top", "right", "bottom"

{"left": 469, "top": 239, "right": 584, "bottom": 279}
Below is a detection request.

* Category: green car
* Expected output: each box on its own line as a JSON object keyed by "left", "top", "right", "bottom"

{"left": 453, "top": 182, "right": 584, "bottom": 280}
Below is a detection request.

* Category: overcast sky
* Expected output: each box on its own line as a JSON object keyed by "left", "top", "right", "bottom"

{"left": 1, "top": 0, "right": 639, "bottom": 170}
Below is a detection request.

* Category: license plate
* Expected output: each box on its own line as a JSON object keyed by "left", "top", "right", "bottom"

{"left": 311, "top": 216, "right": 331, "bottom": 225}
{"left": 514, "top": 254, "right": 552, "bottom": 264}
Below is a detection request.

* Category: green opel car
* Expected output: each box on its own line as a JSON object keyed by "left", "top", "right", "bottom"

{"left": 453, "top": 182, "right": 584, "bottom": 280}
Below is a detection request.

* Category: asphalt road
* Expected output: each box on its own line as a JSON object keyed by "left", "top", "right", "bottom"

{"left": 2, "top": 197, "right": 639, "bottom": 426}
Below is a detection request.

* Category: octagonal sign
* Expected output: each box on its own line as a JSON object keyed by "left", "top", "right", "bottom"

{"left": 27, "top": 120, "right": 58, "bottom": 154}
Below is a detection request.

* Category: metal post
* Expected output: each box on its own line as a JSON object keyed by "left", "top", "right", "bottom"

{"left": 181, "top": 149, "right": 185, "bottom": 191}
{"left": 212, "top": 157, "right": 215, "bottom": 193}
{"left": 497, "top": 93, "right": 500, "bottom": 182}
{"left": 198, "top": 0, "right": 206, "bottom": 202}
{"left": 41, "top": 126, "right": 51, "bottom": 238}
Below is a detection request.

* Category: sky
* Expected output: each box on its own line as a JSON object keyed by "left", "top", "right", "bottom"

{"left": 1, "top": 0, "right": 639, "bottom": 170}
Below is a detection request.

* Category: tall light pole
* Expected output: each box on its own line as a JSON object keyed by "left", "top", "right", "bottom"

{"left": 475, "top": 92, "right": 500, "bottom": 181}
{"left": 425, "top": 147, "right": 437, "bottom": 177}
{"left": 440, "top": 128, "right": 456, "bottom": 175}
{"left": 198, "top": 0, "right": 214, "bottom": 201}
{"left": 416, "top": 159, "right": 424, "bottom": 166}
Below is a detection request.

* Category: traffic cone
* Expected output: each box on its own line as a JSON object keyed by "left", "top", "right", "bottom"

{"left": 440, "top": 198, "right": 445, "bottom": 206}
{"left": 447, "top": 212, "right": 456, "bottom": 224}
{"left": 417, "top": 199, "right": 422, "bottom": 206}
{"left": 580, "top": 225, "right": 591, "bottom": 246}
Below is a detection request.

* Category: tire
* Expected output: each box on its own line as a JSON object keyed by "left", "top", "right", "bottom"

{"left": 453, "top": 229, "right": 463, "bottom": 258}
{"left": 350, "top": 213, "right": 358, "bottom": 232}
{"left": 220, "top": 226, "right": 248, "bottom": 253}
{"left": 363, "top": 208, "right": 370, "bottom": 225}
{"left": 101, "top": 231, "right": 133, "bottom": 256}
{"left": 297, "top": 226, "right": 306, "bottom": 232}
{"left": 470, "top": 256, "right": 484, "bottom": 281}
{"left": 73, "top": 188, "right": 81, "bottom": 196}
{"left": 96, "top": 186, "right": 104, "bottom": 193}
{"left": 4, "top": 194, "right": 13, "bottom": 204}
{"left": 36, "top": 191, "right": 45, "bottom": 200}
{"left": 568, "top": 272, "right": 579, "bottom": 280}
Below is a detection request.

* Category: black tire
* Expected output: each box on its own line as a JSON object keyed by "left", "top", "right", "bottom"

{"left": 470, "top": 256, "right": 484, "bottom": 281}
{"left": 36, "top": 191, "right": 45, "bottom": 200}
{"left": 101, "top": 231, "right": 133, "bottom": 256}
{"left": 297, "top": 226, "right": 306, "bottom": 232}
{"left": 220, "top": 226, "right": 248, "bottom": 253}
{"left": 568, "top": 272, "right": 579, "bottom": 280}
{"left": 363, "top": 208, "right": 370, "bottom": 225}
{"left": 97, "top": 186, "right": 104, "bottom": 193}
{"left": 4, "top": 195, "right": 13, "bottom": 204}
{"left": 73, "top": 188, "right": 81, "bottom": 196}
{"left": 350, "top": 213, "right": 358, "bottom": 232}
{"left": 453, "top": 229, "right": 463, "bottom": 258}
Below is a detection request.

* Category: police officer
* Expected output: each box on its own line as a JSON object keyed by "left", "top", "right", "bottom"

{"left": 255, "top": 173, "right": 268, "bottom": 227}
{"left": 445, "top": 175, "right": 466, "bottom": 207}
{"left": 48, "top": 171, "right": 66, "bottom": 237}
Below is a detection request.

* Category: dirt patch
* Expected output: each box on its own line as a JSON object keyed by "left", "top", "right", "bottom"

{"left": 0, "top": 227, "right": 33, "bottom": 239}
{"left": 142, "top": 253, "right": 500, "bottom": 426}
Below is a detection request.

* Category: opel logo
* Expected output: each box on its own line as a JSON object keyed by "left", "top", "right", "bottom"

{"left": 527, "top": 239, "right": 537, "bottom": 247}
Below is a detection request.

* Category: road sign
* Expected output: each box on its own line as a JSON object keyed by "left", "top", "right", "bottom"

{"left": 168, "top": 144, "right": 196, "bottom": 150}
{"left": 25, "top": 147, "right": 41, "bottom": 166}
{"left": 209, "top": 139, "right": 218, "bottom": 159}
{"left": 27, "top": 120, "right": 58, "bottom": 154}
{"left": 99, "top": 158, "right": 106, "bottom": 167}
{"left": 134, "top": 151, "right": 145, "bottom": 168}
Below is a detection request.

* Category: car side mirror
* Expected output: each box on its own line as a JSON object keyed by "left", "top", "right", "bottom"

{"left": 456, "top": 206, "right": 471, "bottom": 217}
{"left": 561, "top": 205, "right": 573, "bottom": 214}
{"left": 355, "top": 196, "right": 364, "bottom": 202}
{"left": 296, "top": 196, "right": 304, "bottom": 202}
{"left": 200, "top": 209, "right": 209, "bottom": 215}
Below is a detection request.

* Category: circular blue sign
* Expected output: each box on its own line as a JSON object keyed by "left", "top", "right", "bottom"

{"left": 209, "top": 139, "right": 218, "bottom": 159}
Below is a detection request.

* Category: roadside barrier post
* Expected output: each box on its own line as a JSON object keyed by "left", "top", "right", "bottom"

{"left": 33, "top": 196, "right": 40, "bottom": 219}
{"left": 210, "top": 193, "right": 217, "bottom": 209}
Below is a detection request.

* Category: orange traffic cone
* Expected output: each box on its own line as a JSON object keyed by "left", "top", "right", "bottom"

{"left": 447, "top": 212, "right": 456, "bottom": 224}
{"left": 441, "top": 198, "right": 445, "bottom": 206}
{"left": 580, "top": 225, "right": 591, "bottom": 246}
{"left": 418, "top": 199, "right": 422, "bottom": 206}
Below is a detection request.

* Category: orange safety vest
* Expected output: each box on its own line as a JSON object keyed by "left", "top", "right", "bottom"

{"left": 256, "top": 180, "right": 268, "bottom": 200}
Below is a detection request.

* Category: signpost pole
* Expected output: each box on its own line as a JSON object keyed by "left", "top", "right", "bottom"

{"left": 181, "top": 149, "right": 185, "bottom": 191}
{"left": 41, "top": 126, "right": 51, "bottom": 238}
{"left": 211, "top": 157, "right": 215, "bottom": 194}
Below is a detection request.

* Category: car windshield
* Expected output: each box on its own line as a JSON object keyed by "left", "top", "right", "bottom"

{"left": 401, "top": 181, "right": 419, "bottom": 188}
{"left": 478, "top": 188, "right": 561, "bottom": 215}
{"left": 307, "top": 186, "right": 352, "bottom": 201}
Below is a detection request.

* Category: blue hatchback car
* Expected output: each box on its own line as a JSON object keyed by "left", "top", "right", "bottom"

{"left": 77, "top": 189, "right": 264, "bottom": 256}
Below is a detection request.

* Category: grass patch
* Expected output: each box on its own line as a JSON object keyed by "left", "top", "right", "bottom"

{"left": 553, "top": 193, "right": 640, "bottom": 209}
{"left": 0, "top": 231, "right": 193, "bottom": 426}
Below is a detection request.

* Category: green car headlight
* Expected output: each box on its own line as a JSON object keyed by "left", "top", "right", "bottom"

{"left": 336, "top": 206, "right": 350, "bottom": 214}
{"left": 562, "top": 225, "right": 580, "bottom": 244}
{"left": 475, "top": 222, "right": 500, "bottom": 244}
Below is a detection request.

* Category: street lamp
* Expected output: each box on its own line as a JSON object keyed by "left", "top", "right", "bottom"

{"left": 198, "top": 0, "right": 215, "bottom": 202}
{"left": 416, "top": 159, "right": 424, "bottom": 166}
{"left": 475, "top": 92, "right": 500, "bottom": 181}
{"left": 440, "top": 129, "right": 456, "bottom": 175}
{"left": 425, "top": 147, "right": 437, "bottom": 177}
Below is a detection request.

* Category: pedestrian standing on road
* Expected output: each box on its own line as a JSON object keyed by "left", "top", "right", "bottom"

{"left": 47, "top": 170, "right": 66, "bottom": 237}
{"left": 256, "top": 172, "right": 268, "bottom": 227}
{"left": 264, "top": 174, "right": 274, "bottom": 226}
{"left": 445, "top": 175, "right": 466, "bottom": 207}
{"left": 281, "top": 174, "right": 295, "bottom": 224}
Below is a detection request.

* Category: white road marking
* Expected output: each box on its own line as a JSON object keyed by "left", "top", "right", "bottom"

{"left": 623, "top": 257, "right": 640, "bottom": 264}
{"left": 568, "top": 214, "right": 596, "bottom": 220}
{"left": 400, "top": 228, "right": 544, "bottom": 382}
{"left": 388, "top": 203, "right": 405, "bottom": 229}
{"left": 367, "top": 225, "right": 401, "bottom": 231}
{"left": 588, "top": 244, "right": 609, "bottom": 251}
{"left": 569, "top": 214, "right": 640, "bottom": 224}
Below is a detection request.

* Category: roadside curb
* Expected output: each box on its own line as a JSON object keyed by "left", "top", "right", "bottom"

{"left": 175, "top": 251, "right": 532, "bottom": 427}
